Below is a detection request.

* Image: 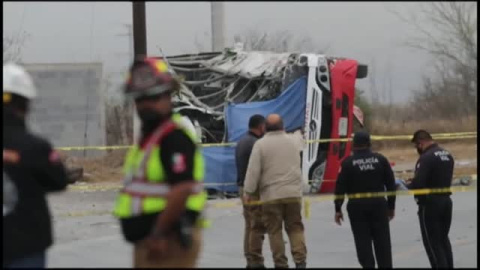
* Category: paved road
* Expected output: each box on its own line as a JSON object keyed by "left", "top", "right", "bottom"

{"left": 47, "top": 188, "right": 477, "bottom": 268}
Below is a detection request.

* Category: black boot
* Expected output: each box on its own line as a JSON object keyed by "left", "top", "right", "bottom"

{"left": 248, "top": 263, "right": 266, "bottom": 269}
{"left": 296, "top": 262, "right": 306, "bottom": 268}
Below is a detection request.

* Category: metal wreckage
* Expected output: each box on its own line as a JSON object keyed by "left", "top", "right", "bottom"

{"left": 159, "top": 46, "right": 368, "bottom": 194}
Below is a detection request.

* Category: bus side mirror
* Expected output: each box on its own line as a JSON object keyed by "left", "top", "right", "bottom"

{"left": 356, "top": 64, "right": 368, "bottom": 79}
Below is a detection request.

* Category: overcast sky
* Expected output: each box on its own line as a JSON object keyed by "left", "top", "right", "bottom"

{"left": 4, "top": 1, "right": 435, "bottom": 103}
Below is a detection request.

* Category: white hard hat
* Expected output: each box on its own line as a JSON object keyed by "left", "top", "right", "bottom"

{"left": 3, "top": 63, "right": 37, "bottom": 99}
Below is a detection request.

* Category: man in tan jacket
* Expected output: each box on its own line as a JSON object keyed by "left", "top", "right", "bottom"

{"left": 243, "top": 114, "right": 307, "bottom": 268}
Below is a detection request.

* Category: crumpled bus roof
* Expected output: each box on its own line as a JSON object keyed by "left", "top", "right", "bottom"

{"left": 201, "top": 51, "right": 291, "bottom": 79}
{"left": 163, "top": 49, "right": 301, "bottom": 116}
{"left": 161, "top": 49, "right": 364, "bottom": 136}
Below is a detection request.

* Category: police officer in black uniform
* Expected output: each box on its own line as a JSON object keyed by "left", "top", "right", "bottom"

{"left": 406, "top": 130, "right": 454, "bottom": 269}
{"left": 334, "top": 131, "right": 396, "bottom": 268}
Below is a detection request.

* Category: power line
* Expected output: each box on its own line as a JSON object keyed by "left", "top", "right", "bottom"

{"left": 88, "top": 3, "right": 96, "bottom": 61}
{"left": 83, "top": 2, "right": 96, "bottom": 158}
{"left": 115, "top": 23, "right": 134, "bottom": 60}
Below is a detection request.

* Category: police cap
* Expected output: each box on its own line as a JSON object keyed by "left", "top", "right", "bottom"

{"left": 353, "top": 131, "right": 371, "bottom": 147}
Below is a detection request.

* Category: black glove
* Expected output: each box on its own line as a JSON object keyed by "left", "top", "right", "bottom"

{"left": 178, "top": 216, "right": 193, "bottom": 249}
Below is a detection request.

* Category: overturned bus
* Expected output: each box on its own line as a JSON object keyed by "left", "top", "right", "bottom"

{"left": 156, "top": 47, "right": 367, "bottom": 196}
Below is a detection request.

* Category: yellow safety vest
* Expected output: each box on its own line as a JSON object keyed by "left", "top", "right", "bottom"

{"left": 113, "top": 114, "right": 207, "bottom": 219}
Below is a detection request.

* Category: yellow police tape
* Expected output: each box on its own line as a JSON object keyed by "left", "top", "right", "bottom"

{"left": 213, "top": 181, "right": 477, "bottom": 208}
{"left": 66, "top": 174, "right": 476, "bottom": 192}
{"left": 58, "top": 184, "right": 476, "bottom": 222}
{"left": 209, "top": 182, "right": 477, "bottom": 220}
{"left": 55, "top": 132, "right": 476, "bottom": 151}
{"left": 62, "top": 174, "right": 476, "bottom": 222}
{"left": 56, "top": 209, "right": 212, "bottom": 228}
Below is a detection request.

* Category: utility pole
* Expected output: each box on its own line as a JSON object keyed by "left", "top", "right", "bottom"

{"left": 211, "top": 2, "right": 225, "bottom": 52}
{"left": 132, "top": 2, "right": 147, "bottom": 58}
{"left": 132, "top": 2, "right": 147, "bottom": 142}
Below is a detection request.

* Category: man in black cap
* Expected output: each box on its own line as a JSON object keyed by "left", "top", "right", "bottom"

{"left": 406, "top": 130, "right": 454, "bottom": 268}
{"left": 236, "top": 114, "right": 267, "bottom": 268}
{"left": 334, "top": 131, "right": 396, "bottom": 268}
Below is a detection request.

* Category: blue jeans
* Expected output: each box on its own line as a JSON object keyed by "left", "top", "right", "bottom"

{"left": 6, "top": 252, "right": 46, "bottom": 268}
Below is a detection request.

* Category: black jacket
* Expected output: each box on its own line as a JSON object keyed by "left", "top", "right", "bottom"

{"left": 235, "top": 131, "right": 261, "bottom": 187}
{"left": 407, "top": 143, "right": 454, "bottom": 204}
{"left": 334, "top": 149, "right": 396, "bottom": 212}
{"left": 3, "top": 109, "right": 68, "bottom": 265}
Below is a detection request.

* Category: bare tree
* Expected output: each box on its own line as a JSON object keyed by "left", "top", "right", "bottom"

{"left": 390, "top": 2, "right": 477, "bottom": 118}
{"left": 381, "top": 60, "right": 394, "bottom": 123}
{"left": 192, "top": 26, "right": 330, "bottom": 54}
{"left": 233, "top": 27, "right": 330, "bottom": 53}
{"left": 3, "top": 31, "right": 29, "bottom": 64}
{"left": 104, "top": 73, "right": 133, "bottom": 147}
{"left": 368, "top": 57, "right": 380, "bottom": 104}
{"left": 367, "top": 56, "right": 401, "bottom": 127}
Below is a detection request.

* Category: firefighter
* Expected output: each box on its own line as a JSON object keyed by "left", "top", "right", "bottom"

{"left": 406, "top": 130, "right": 454, "bottom": 268}
{"left": 3, "top": 63, "right": 69, "bottom": 268}
{"left": 112, "top": 57, "right": 207, "bottom": 268}
{"left": 334, "top": 131, "right": 396, "bottom": 268}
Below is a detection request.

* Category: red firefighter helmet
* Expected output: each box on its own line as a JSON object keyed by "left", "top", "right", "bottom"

{"left": 124, "top": 57, "right": 177, "bottom": 99}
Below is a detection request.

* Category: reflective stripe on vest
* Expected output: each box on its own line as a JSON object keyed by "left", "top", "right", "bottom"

{"left": 123, "top": 182, "right": 170, "bottom": 196}
{"left": 113, "top": 114, "right": 206, "bottom": 218}
{"left": 122, "top": 181, "right": 205, "bottom": 197}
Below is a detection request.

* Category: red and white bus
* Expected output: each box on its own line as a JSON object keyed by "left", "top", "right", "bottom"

{"left": 300, "top": 55, "right": 367, "bottom": 193}
{"left": 158, "top": 50, "right": 367, "bottom": 194}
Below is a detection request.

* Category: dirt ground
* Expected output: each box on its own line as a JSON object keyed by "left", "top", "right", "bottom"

{"left": 379, "top": 141, "right": 477, "bottom": 163}
{"left": 62, "top": 150, "right": 127, "bottom": 183}
{"left": 379, "top": 141, "right": 477, "bottom": 177}
{"left": 65, "top": 142, "right": 477, "bottom": 183}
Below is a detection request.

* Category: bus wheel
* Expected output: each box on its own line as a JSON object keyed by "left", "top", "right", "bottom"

{"left": 309, "top": 161, "right": 326, "bottom": 193}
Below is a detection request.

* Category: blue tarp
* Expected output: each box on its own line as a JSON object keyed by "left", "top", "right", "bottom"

{"left": 225, "top": 77, "right": 307, "bottom": 142}
{"left": 203, "top": 77, "right": 307, "bottom": 192}
{"left": 202, "top": 146, "right": 238, "bottom": 193}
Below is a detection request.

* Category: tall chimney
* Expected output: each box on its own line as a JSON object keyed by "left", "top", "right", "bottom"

{"left": 211, "top": 2, "right": 225, "bottom": 52}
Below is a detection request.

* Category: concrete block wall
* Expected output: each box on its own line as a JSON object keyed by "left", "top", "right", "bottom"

{"left": 24, "top": 63, "right": 105, "bottom": 157}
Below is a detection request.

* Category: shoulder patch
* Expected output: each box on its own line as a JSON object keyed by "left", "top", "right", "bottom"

{"left": 172, "top": 153, "right": 187, "bottom": 173}
{"left": 49, "top": 150, "right": 61, "bottom": 163}
{"left": 3, "top": 149, "right": 20, "bottom": 164}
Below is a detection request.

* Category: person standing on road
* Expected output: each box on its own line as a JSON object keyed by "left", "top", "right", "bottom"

{"left": 3, "top": 63, "right": 69, "bottom": 268}
{"left": 406, "top": 130, "right": 455, "bottom": 269}
{"left": 243, "top": 114, "right": 307, "bottom": 269}
{"left": 112, "top": 57, "right": 207, "bottom": 268}
{"left": 235, "top": 114, "right": 267, "bottom": 268}
{"left": 334, "top": 131, "right": 396, "bottom": 268}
